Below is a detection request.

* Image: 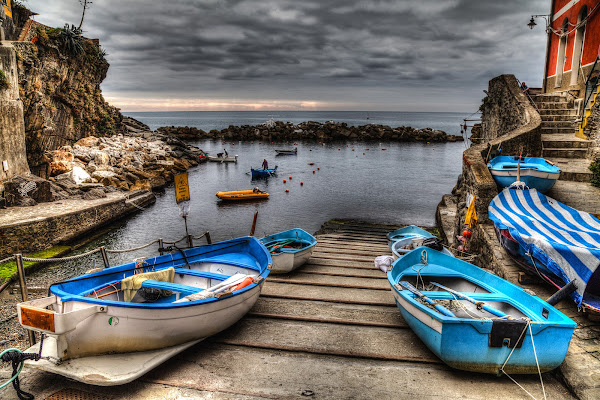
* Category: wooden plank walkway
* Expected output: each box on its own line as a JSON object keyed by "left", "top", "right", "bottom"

{"left": 3, "top": 222, "right": 575, "bottom": 399}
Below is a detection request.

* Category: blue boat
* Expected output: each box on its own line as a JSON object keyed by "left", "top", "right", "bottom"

{"left": 386, "top": 225, "right": 435, "bottom": 251}
{"left": 487, "top": 156, "right": 561, "bottom": 193}
{"left": 388, "top": 246, "right": 575, "bottom": 374}
{"left": 489, "top": 187, "right": 600, "bottom": 314}
{"left": 391, "top": 236, "right": 453, "bottom": 259}
{"left": 260, "top": 228, "right": 317, "bottom": 273}
{"left": 17, "top": 237, "right": 271, "bottom": 368}
{"left": 251, "top": 166, "right": 278, "bottom": 178}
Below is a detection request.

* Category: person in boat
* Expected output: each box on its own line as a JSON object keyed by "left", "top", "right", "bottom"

{"left": 262, "top": 158, "right": 269, "bottom": 170}
{"left": 224, "top": 149, "right": 228, "bottom": 157}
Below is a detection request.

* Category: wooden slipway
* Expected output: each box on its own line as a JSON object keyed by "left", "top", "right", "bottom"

{"left": 12, "top": 222, "right": 575, "bottom": 399}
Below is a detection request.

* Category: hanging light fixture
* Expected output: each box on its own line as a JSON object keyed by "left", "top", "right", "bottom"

{"left": 527, "top": 17, "right": 537, "bottom": 30}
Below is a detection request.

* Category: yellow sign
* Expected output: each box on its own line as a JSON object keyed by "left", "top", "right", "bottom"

{"left": 3, "top": 0, "right": 12, "bottom": 19}
{"left": 174, "top": 172, "right": 190, "bottom": 203}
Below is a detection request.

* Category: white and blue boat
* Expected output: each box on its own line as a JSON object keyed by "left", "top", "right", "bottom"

{"left": 260, "top": 228, "right": 317, "bottom": 274}
{"left": 487, "top": 156, "right": 561, "bottom": 194}
{"left": 386, "top": 225, "right": 435, "bottom": 251}
{"left": 251, "top": 166, "right": 278, "bottom": 178}
{"left": 388, "top": 246, "right": 575, "bottom": 374}
{"left": 489, "top": 187, "right": 600, "bottom": 314}
{"left": 391, "top": 236, "right": 453, "bottom": 259}
{"left": 17, "top": 237, "right": 271, "bottom": 365}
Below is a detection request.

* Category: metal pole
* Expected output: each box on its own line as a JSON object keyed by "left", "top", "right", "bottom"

{"left": 15, "top": 254, "right": 36, "bottom": 346}
{"left": 205, "top": 231, "right": 212, "bottom": 245}
{"left": 100, "top": 246, "right": 110, "bottom": 268}
{"left": 158, "top": 239, "right": 164, "bottom": 255}
{"left": 250, "top": 210, "right": 259, "bottom": 236}
{"left": 183, "top": 216, "right": 192, "bottom": 247}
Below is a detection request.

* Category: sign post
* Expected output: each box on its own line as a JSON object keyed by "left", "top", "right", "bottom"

{"left": 174, "top": 172, "right": 192, "bottom": 247}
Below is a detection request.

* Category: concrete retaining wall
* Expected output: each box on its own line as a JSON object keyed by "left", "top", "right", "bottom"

{"left": 0, "top": 190, "right": 155, "bottom": 258}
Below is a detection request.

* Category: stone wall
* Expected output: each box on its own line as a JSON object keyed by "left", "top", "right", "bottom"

{"left": 584, "top": 89, "right": 600, "bottom": 159}
{"left": 0, "top": 190, "right": 155, "bottom": 258}
{"left": 0, "top": 43, "right": 29, "bottom": 189}
{"left": 437, "top": 74, "right": 541, "bottom": 252}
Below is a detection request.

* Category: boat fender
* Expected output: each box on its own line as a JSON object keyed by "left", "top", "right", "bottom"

{"left": 233, "top": 277, "right": 254, "bottom": 291}
{"left": 374, "top": 255, "right": 395, "bottom": 273}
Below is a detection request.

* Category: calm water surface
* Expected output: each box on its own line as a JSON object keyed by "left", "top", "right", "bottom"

{"left": 33, "top": 112, "right": 469, "bottom": 278}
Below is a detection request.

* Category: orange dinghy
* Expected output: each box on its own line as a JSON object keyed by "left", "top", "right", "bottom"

{"left": 216, "top": 188, "right": 269, "bottom": 201}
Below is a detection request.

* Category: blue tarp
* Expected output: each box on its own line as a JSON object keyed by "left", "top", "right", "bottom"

{"left": 488, "top": 188, "right": 600, "bottom": 306}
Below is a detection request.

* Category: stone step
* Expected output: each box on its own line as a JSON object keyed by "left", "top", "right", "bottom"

{"left": 535, "top": 101, "right": 573, "bottom": 110}
{"left": 542, "top": 147, "right": 589, "bottom": 159}
{"left": 541, "top": 126, "right": 577, "bottom": 134}
{"left": 542, "top": 134, "right": 591, "bottom": 149}
{"left": 541, "top": 120, "right": 576, "bottom": 128}
{"left": 540, "top": 114, "right": 579, "bottom": 122}
{"left": 532, "top": 94, "right": 571, "bottom": 102}
{"left": 547, "top": 158, "right": 592, "bottom": 183}
{"left": 538, "top": 109, "right": 578, "bottom": 116}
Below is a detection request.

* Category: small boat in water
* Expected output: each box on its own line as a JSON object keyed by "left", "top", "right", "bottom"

{"left": 260, "top": 228, "right": 317, "bottom": 274}
{"left": 216, "top": 188, "right": 269, "bottom": 201}
{"left": 388, "top": 247, "right": 575, "bottom": 374}
{"left": 386, "top": 225, "right": 435, "bottom": 251}
{"left": 251, "top": 166, "right": 277, "bottom": 178}
{"left": 487, "top": 156, "right": 560, "bottom": 193}
{"left": 275, "top": 148, "right": 297, "bottom": 155}
{"left": 207, "top": 153, "right": 238, "bottom": 163}
{"left": 489, "top": 187, "right": 600, "bottom": 313}
{"left": 16, "top": 237, "right": 271, "bottom": 383}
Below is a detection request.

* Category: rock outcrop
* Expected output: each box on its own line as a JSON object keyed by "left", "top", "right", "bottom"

{"left": 158, "top": 120, "right": 463, "bottom": 143}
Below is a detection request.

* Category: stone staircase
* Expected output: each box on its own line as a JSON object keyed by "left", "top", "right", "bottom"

{"left": 533, "top": 93, "right": 593, "bottom": 182}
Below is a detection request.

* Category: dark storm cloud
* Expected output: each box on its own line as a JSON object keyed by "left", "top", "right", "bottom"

{"left": 27, "top": 0, "right": 549, "bottom": 111}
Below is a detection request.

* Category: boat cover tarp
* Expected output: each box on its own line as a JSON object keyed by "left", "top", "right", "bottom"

{"left": 488, "top": 188, "right": 600, "bottom": 306}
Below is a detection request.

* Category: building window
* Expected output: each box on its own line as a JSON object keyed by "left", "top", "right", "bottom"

{"left": 555, "top": 19, "right": 570, "bottom": 88}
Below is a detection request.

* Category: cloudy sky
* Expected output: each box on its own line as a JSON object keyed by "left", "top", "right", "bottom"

{"left": 24, "top": 0, "right": 550, "bottom": 112}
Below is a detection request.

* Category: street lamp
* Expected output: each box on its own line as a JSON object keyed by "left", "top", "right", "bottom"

{"left": 527, "top": 14, "right": 550, "bottom": 32}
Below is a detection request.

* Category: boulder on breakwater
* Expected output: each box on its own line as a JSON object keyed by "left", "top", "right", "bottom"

{"left": 158, "top": 120, "right": 463, "bottom": 143}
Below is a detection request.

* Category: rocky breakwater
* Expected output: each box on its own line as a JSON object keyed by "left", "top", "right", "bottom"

{"left": 3, "top": 128, "right": 204, "bottom": 207}
{"left": 158, "top": 120, "right": 463, "bottom": 143}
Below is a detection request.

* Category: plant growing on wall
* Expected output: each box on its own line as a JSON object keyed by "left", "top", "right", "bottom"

{"left": 59, "top": 24, "right": 84, "bottom": 55}
{"left": 590, "top": 157, "right": 600, "bottom": 187}
{"left": 0, "top": 69, "right": 8, "bottom": 90}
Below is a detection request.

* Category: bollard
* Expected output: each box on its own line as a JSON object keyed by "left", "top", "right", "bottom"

{"left": 15, "top": 254, "right": 36, "bottom": 346}
{"left": 250, "top": 210, "right": 259, "bottom": 236}
{"left": 100, "top": 246, "right": 110, "bottom": 268}
{"left": 187, "top": 235, "right": 194, "bottom": 248}
{"left": 158, "top": 239, "right": 164, "bottom": 255}
{"left": 205, "top": 231, "right": 212, "bottom": 245}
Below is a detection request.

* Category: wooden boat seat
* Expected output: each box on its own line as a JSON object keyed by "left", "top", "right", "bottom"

{"left": 141, "top": 280, "right": 202, "bottom": 297}
{"left": 173, "top": 268, "right": 230, "bottom": 281}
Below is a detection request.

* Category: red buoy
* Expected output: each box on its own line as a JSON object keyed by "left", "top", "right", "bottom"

{"left": 300, "top": 181, "right": 303, "bottom": 186}
{"left": 317, "top": 167, "right": 320, "bottom": 170}
{"left": 285, "top": 189, "right": 289, "bottom": 193}
{"left": 289, "top": 176, "right": 292, "bottom": 180}
{"left": 313, "top": 170, "right": 315, "bottom": 174}
{"left": 463, "top": 230, "right": 472, "bottom": 238}
{"left": 283, "top": 179, "right": 287, "bottom": 183}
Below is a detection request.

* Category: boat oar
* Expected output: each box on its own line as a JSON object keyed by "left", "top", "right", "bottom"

{"left": 430, "top": 282, "right": 508, "bottom": 318}
{"left": 267, "top": 239, "right": 295, "bottom": 252}
{"left": 398, "top": 281, "right": 456, "bottom": 317}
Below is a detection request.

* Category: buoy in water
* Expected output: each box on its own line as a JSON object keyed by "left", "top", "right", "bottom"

{"left": 309, "top": 162, "right": 314, "bottom": 165}
{"left": 338, "top": 148, "right": 341, "bottom": 151}
{"left": 363, "top": 153, "right": 365, "bottom": 155}
{"left": 313, "top": 170, "right": 315, "bottom": 174}
{"left": 352, "top": 148, "right": 355, "bottom": 151}
{"left": 382, "top": 148, "right": 386, "bottom": 151}
{"left": 283, "top": 179, "right": 287, "bottom": 183}
{"left": 300, "top": 181, "right": 303, "bottom": 186}
{"left": 317, "top": 167, "right": 320, "bottom": 170}
{"left": 289, "top": 176, "right": 292, "bottom": 180}
{"left": 285, "top": 189, "right": 289, "bottom": 193}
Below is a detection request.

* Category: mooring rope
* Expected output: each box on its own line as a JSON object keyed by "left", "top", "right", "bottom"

{"left": 0, "top": 256, "right": 16, "bottom": 265}
{"left": 22, "top": 247, "right": 103, "bottom": 263}
{"left": 105, "top": 239, "right": 161, "bottom": 254}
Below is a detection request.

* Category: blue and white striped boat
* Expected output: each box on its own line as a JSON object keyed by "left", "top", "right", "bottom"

{"left": 489, "top": 187, "right": 600, "bottom": 313}
{"left": 487, "top": 156, "right": 561, "bottom": 193}
{"left": 388, "top": 246, "right": 576, "bottom": 374}
{"left": 260, "top": 228, "right": 317, "bottom": 273}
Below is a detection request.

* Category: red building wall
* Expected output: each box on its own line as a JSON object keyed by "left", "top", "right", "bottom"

{"left": 545, "top": 0, "right": 600, "bottom": 93}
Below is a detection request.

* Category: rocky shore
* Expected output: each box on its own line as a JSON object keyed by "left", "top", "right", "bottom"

{"left": 2, "top": 118, "right": 204, "bottom": 207}
{"left": 158, "top": 120, "right": 463, "bottom": 143}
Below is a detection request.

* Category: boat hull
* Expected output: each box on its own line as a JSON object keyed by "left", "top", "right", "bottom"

{"left": 391, "top": 237, "right": 453, "bottom": 259}
{"left": 17, "top": 237, "right": 272, "bottom": 361}
{"left": 388, "top": 247, "right": 575, "bottom": 374}
{"left": 251, "top": 167, "right": 277, "bottom": 178}
{"left": 260, "top": 228, "right": 317, "bottom": 274}
{"left": 275, "top": 149, "right": 297, "bottom": 155}
{"left": 216, "top": 190, "right": 269, "bottom": 201}
{"left": 487, "top": 156, "right": 560, "bottom": 193}
{"left": 207, "top": 155, "right": 238, "bottom": 162}
{"left": 386, "top": 225, "right": 435, "bottom": 251}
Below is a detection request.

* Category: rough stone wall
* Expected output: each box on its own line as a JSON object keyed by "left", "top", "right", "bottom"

{"left": 479, "top": 75, "right": 531, "bottom": 143}
{"left": 13, "top": 27, "right": 123, "bottom": 178}
{"left": 0, "top": 43, "right": 29, "bottom": 188}
{"left": 437, "top": 74, "right": 541, "bottom": 253}
{"left": 584, "top": 91, "right": 600, "bottom": 159}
